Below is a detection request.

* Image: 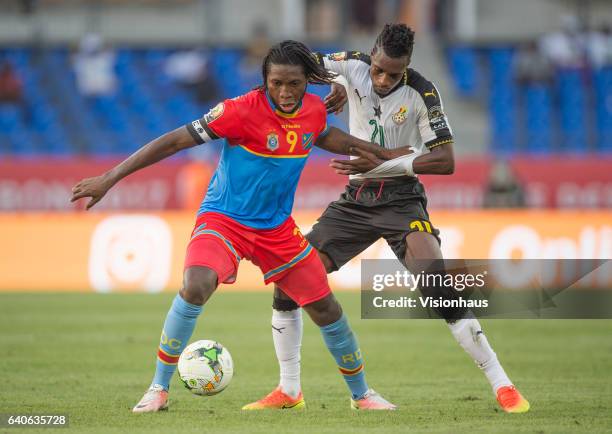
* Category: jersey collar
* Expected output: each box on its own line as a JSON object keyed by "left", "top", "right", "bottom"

{"left": 265, "top": 90, "right": 303, "bottom": 119}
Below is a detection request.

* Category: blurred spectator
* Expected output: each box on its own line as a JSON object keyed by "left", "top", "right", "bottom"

{"left": 73, "top": 34, "right": 117, "bottom": 98}
{"left": 513, "top": 41, "right": 554, "bottom": 85}
{"left": 240, "top": 23, "right": 271, "bottom": 90}
{"left": 164, "top": 50, "right": 220, "bottom": 103}
{"left": 350, "top": 0, "right": 378, "bottom": 34}
{"left": 540, "top": 14, "right": 587, "bottom": 70}
{"left": 0, "top": 62, "right": 23, "bottom": 104}
{"left": 306, "top": 0, "right": 343, "bottom": 40}
{"left": 378, "top": 0, "right": 402, "bottom": 26}
{"left": 585, "top": 23, "right": 612, "bottom": 69}
{"left": 483, "top": 160, "right": 526, "bottom": 208}
{"left": 242, "top": 23, "right": 270, "bottom": 70}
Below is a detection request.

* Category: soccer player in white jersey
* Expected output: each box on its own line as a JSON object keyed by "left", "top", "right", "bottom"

{"left": 243, "top": 24, "right": 530, "bottom": 414}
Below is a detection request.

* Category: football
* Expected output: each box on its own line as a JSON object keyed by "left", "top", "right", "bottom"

{"left": 177, "top": 340, "right": 234, "bottom": 396}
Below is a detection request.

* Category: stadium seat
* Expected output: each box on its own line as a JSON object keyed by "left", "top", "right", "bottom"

{"left": 1, "top": 45, "right": 608, "bottom": 157}
{"left": 8, "top": 129, "right": 37, "bottom": 155}
{"left": 557, "top": 69, "right": 588, "bottom": 152}
{"left": 594, "top": 67, "right": 612, "bottom": 151}
{"left": 0, "top": 105, "right": 22, "bottom": 132}
{"left": 522, "top": 84, "right": 553, "bottom": 153}
{"left": 447, "top": 46, "right": 479, "bottom": 97}
{"left": 487, "top": 48, "right": 517, "bottom": 154}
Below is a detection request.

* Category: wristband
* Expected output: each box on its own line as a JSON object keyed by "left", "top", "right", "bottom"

{"left": 361, "top": 153, "right": 420, "bottom": 178}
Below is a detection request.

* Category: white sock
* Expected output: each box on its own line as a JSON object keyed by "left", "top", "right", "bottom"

{"left": 272, "top": 308, "right": 303, "bottom": 398}
{"left": 447, "top": 316, "right": 512, "bottom": 394}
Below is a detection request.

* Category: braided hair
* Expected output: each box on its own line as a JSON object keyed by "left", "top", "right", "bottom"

{"left": 261, "top": 40, "right": 336, "bottom": 88}
{"left": 374, "top": 23, "right": 415, "bottom": 59}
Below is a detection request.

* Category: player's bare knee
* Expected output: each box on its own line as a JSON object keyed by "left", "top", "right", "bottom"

{"left": 303, "top": 293, "right": 342, "bottom": 326}
{"left": 181, "top": 266, "right": 218, "bottom": 305}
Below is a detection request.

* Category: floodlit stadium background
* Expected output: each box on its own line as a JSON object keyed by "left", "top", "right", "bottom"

{"left": 0, "top": 0, "right": 611, "bottom": 293}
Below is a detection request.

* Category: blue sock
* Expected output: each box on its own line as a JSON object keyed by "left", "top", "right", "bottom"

{"left": 320, "top": 314, "right": 368, "bottom": 399}
{"left": 151, "top": 294, "right": 203, "bottom": 390}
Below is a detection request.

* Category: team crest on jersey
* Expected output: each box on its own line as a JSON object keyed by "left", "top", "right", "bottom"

{"left": 328, "top": 52, "right": 347, "bottom": 62}
{"left": 392, "top": 106, "right": 408, "bottom": 125}
{"left": 204, "top": 103, "right": 225, "bottom": 124}
{"left": 266, "top": 132, "right": 279, "bottom": 151}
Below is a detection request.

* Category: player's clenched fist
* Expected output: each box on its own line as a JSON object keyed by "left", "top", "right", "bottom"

{"left": 70, "top": 174, "right": 115, "bottom": 210}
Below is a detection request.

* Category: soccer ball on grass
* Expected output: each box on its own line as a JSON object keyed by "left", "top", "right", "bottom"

{"left": 177, "top": 340, "right": 234, "bottom": 396}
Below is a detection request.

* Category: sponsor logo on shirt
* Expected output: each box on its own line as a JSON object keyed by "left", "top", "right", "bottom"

{"left": 424, "top": 88, "right": 437, "bottom": 99}
{"left": 354, "top": 89, "right": 367, "bottom": 104}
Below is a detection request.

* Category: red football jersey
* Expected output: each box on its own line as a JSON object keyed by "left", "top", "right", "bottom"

{"left": 186, "top": 89, "right": 329, "bottom": 229}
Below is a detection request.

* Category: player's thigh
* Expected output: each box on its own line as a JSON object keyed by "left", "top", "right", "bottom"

{"left": 274, "top": 250, "right": 334, "bottom": 310}
{"left": 386, "top": 228, "right": 444, "bottom": 277}
{"left": 404, "top": 231, "right": 467, "bottom": 322}
{"left": 404, "top": 230, "right": 443, "bottom": 259}
{"left": 273, "top": 249, "right": 334, "bottom": 302}
{"left": 383, "top": 204, "right": 441, "bottom": 269}
{"left": 183, "top": 230, "right": 239, "bottom": 306}
{"left": 275, "top": 253, "right": 342, "bottom": 326}
{"left": 185, "top": 213, "right": 244, "bottom": 285}
{"left": 185, "top": 234, "right": 240, "bottom": 281}
{"left": 306, "top": 205, "right": 380, "bottom": 272}
{"left": 183, "top": 218, "right": 243, "bottom": 306}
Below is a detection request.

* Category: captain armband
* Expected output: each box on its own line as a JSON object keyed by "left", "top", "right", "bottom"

{"left": 185, "top": 119, "right": 219, "bottom": 144}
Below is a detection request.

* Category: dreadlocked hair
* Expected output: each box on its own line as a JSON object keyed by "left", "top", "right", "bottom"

{"left": 260, "top": 40, "right": 337, "bottom": 88}
{"left": 374, "top": 23, "right": 415, "bottom": 58}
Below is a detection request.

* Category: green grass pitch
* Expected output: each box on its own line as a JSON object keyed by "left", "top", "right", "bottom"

{"left": 1, "top": 292, "right": 611, "bottom": 433}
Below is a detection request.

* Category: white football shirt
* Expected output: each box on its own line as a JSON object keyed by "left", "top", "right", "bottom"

{"left": 316, "top": 51, "right": 454, "bottom": 179}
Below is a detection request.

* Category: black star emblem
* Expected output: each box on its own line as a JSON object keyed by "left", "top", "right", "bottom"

{"left": 373, "top": 105, "right": 382, "bottom": 119}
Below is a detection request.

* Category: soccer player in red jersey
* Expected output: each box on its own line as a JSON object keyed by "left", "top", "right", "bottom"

{"left": 71, "top": 40, "right": 396, "bottom": 412}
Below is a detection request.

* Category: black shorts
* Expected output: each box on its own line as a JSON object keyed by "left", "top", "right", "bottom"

{"left": 306, "top": 178, "right": 441, "bottom": 272}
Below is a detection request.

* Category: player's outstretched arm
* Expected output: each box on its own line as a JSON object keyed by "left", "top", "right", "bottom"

{"left": 315, "top": 126, "right": 412, "bottom": 158}
{"left": 330, "top": 142, "right": 455, "bottom": 176}
{"left": 70, "top": 126, "right": 198, "bottom": 210}
{"left": 412, "top": 142, "right": 455, "bottom": 175}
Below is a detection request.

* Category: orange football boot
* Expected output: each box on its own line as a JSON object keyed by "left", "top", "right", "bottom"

{"left": 242, "top": 387, "right": 305, "bottom": 410}
{"left": 496, "top": 385, "right": 530, "bottom": 413}
{"left": 132, "top": 385, "right": 169, "bottom": 413}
